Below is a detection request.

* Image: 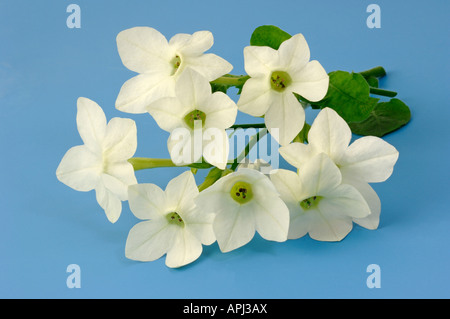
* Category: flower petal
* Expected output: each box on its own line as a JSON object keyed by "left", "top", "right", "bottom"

{"left": 125, "top": 219, "right": 176, "bottom": 262}
{"left": 116, "top": 26, "right": 171, "bottom": 75}
{"left": 270, "top": 169, "right": 305, "bottom": 203}
{"left": 167, "top": 128, "right": 202, "bottom": 166}
{"left": 288, "top": 208, "right": 311, "bottom": 240}
{"left": 238, "top": 168, "right": 278, "bottom": 195}
{"left": 171, "top": 30, "right": 213, "bottom": 56}
{"left": 100, "top": 173, "right": 130, "bottom": 201}
{"left": 237, "top": 76, "right": 272, "bottom": 117}
{"left": 105, "top": 162, "right": 137, "bottom": 195}
{"left": 339, "top": 136, "right": 399, "bottom": 183}
{"left": 165, "top": 228, "right": 203, "bottom": 268}
{"left": 195, "top": 188, "right": 237, "bottom": 216}
{"left": 307, "top": 107, "right": 352, "bottom": 163}
{"left": 299, "top": 153, "right": 341, "bottom": 196}
{"left": 56, "top": 145, "right": 102, "bottom": 192}
{"left": 95, "top": 181, "right": 122, "bottom": 223}
{"left": 320, "top": 184, "right": 371, "bottom": 219}
{"left": 128, "top": 183, "right": 168, "bottom": 220}
{"left": 183, "top": 207, "right": 216, "bottom": 245}
{"left": 185, "top": 53, "right": 233, "bottom": 81}
{"left": 290, "top": 60, "right": 329, "bottom": 102}
{"left": 115, "top": 74, "right": 175, "bottom": 114}
{"left": 103, "top": 117, "right": 137, "bottom": 162}
{"left": 175, "top": 68, "right": 212, "bottom": 110}
{"left": 213, "top": 204, "right": 256, "bottom": 252}
{"left": 279, "top": 142, "right": 315, "bottom": 169}
{"left": 76, "top": 97, "right": 106, "bottom": 152}
{"left": 252, "top": 196, "right": 289, "bottom": 242}
{"left": 307, "top": 207, "right": 353, "bottom": 241}
{"left": 203, "top": 92, "right": 237, "bottom": 130}
{"left": 202, "top": 128, "right": 229, "bottom": 170}
{"left": 343, "top": 177, "right": 381, "bottom": 230}
{"left": 165, "top": 171, "right": 199, "bottom": 213}
{"left": 264, "top": 91, "right": 305, "bottom": 146}
{"left": 278, "top": 33, "right": 310, "bottom": 72}
{"left": 147, "top": 97, "right": 186, "bottom": 132}
{"left": 243, "top": 45, "right": 279, "bottom": 77}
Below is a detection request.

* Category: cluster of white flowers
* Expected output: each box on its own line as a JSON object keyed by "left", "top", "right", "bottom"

{"left": 57, "top": 27, "right": 399, "bottom": 268}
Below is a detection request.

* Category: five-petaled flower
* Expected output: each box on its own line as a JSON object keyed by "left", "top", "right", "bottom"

{"left": 195, "top": 167, "right": 289, "bottom": 252}
{"left": 115, "top": 27, "right": 233, "bottom": 114}
{"left": 237, "top": 33, "right": 329, "bottom": 146}
{"left": 125, "top": 171, "right": 215, "bottom": 268}
{"left": 279, "top": 107, "right": 399, "bottom": 230}
{"left": 271, "top": 153, "right": 370, "bottom": 241}
{"left": 148, "top": 69, "right": 237, "bottom": 169}
{"left": 56, "top": 97, "right": 138, "bottom": 223}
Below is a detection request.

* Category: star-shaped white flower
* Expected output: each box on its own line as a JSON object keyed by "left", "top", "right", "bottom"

{"left": 56, "top": 97, "right": 137, "bottom": 223}
{"left": 270, "top": 153, "right": 371, "bottom": 241}
{"left": 195, "top": 168, "right": 289, "bottom": 252}
{"left": 237, "top": 33, "right": 329, "bottom": 146}
{"left": 279, "top": 107, "right": 399, "bottom": 229}
{"left": 115, "top": 27, "right": 233, "bottom": 114}
{"left": 125, "top": 171, "right": 215, "bottom": 268}
{"left": 148, "top": 68, "right": 237, "bottom": 169}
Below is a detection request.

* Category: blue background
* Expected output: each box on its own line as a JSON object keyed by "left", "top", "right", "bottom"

{"left": 1, "top": 0, "right": 449, "bottom": 298}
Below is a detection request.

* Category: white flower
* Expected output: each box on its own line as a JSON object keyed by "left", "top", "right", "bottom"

{"left": 148, "top": 68, "right": 237, "bottom": 169}
{"left": 115, "top": 27, "right": 233, "bottom": 114}
{"left": 195, "top": 168, "right": 289, "bottom": 252}
{"left": 56, "top": 97, "right": 137, "bottom": 223}
{"left": 279, "top": 107, "right": 399, "bottom": 229}
{"left": 237, "top": 33, "right": 329, "bottom": 146}
{"left": 125, "top": 171, "right": 215, "bottom": 268}
{"left": 270, "top": 153, "right": 370, "bottom": 241}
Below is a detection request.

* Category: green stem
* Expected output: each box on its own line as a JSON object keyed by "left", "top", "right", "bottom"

{"left": 358, "top": 66, "right": 386, "bottom": 78}
{"left": 230, "top": 123, "right": 266, "bottom": 129}
{"left": 369, "top": 87, "right": 397, "bottom": 97}
{"left": 211, "top": 74, "right": 250, "bottom": 87}
{"left": 128, "top": 158, "right": 213, "bottom": 171}
{"left": 230, "top": 128, "right": 268, "bottom": 171}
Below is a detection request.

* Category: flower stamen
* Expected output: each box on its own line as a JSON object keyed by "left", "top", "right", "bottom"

{"left": 270, "top": 71, "right": 292, "bottom": 92}
{"left": 170, "top": 55, "right": 182, "bottom": 76}
{"left": 300, "top": 195, "right": 321, "bottom": 209}
{"left": 230, "top": 181, "right": 253, "bottom": 204}
{"left": 166, "top": 212, "right": 184, "bottom": 227}
{"left": 184, "top": 109, "right": 206, "bottom": 130}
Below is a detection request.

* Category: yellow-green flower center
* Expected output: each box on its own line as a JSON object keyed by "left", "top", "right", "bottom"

{"left": 300, "top": 196, "right": 322, "bottom": 210}
{"left": 184, "top": 109, "right": 206, "bottom": 130}
{"left": 166, "top": 212, "right": 184, "bottom": 227}
{"left": 270, "top": 71, "right": 292, "bottom": 92}
{"left": 170, "top": 55, "right": 182, "bottom": 76}
{"left": 230, "top": 181, "right": 253, "bottom": 204}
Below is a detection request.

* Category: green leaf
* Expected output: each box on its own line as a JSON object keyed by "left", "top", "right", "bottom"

{"left": 349, "top": 98, "right": 411, "bottom": 137}
{"left": 310, "top": 71, "right": 379, "bottom": 122}
{"left": 197, "top": 167, "right": 224, "bottom": 192}
{"left": 210, "top": 74, "right": 250, "bottom": 94}
{"left": 293, "top": 123, "right": 311, "bottom": 143}
{"left": 210, "top": 82, "right": 229, "bottom": 94}
{"left": 250, "top": 25, "right": 292, "bottom": 50}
